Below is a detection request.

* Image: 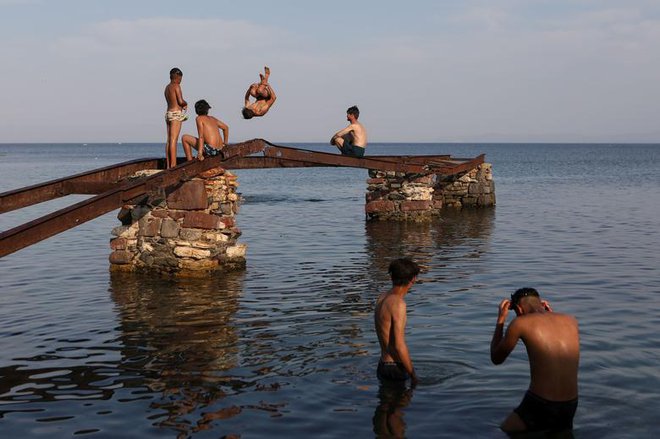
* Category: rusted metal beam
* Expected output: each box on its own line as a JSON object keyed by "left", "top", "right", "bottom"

{"left": 428, "top": 154, "right": 485, "bottom": 175}
{"left": 62, "top": 181, "right": 120, "bottom": 194}
{"left": 261, "top": 145, "right": 430, "bottom": 173}
{"left": 0, "top": 158, "right": 162, "bottom": 214}
{"left": 0, "top": 139, "right": 268, "bottom": 258}
{"left": 225, "top": 146, "right": 480, "bottom": 175}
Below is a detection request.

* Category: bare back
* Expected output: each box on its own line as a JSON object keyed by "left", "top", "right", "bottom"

{"left": 517, "top": 312, "right": 579, "bottom": 400}
{"left": 349, "top": 122, "right": 367, "bottom": 147}
{"left": 196, "top": 115, "right": 227, "bottom": 148}
{"left": 374, "top": 292, "right": 406, "bottom": 363}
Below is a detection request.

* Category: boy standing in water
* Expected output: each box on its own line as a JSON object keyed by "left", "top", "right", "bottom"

{"left": 374, "top": 258, "right": 420, "bottom": 387}
{"left": 164, "top": 67, "right": 188, "bottom": 169}
{"left": 490, "top": 288, "right": 580, "bottom": 434}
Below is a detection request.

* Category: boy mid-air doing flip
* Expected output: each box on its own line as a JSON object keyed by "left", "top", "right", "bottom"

{"left": 242, "top": 66, "right": 277, "bottom": 119}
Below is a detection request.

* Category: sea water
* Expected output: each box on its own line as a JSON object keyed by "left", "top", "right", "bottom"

{"left": 1, "top": 143, "right": 659, "bottom": 438}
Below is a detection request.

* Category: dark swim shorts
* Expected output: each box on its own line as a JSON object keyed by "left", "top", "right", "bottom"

{"left": 203, "top": 144, "right": 224, "bottom": 158}
{"left": 339, "top": 142, "right": 365, "bottom": 158}
{"left": 514, "top": 391, "right": 578, "bottom": 432}
{"left": 377, "top": 361, "right": 410, "bottom": 382}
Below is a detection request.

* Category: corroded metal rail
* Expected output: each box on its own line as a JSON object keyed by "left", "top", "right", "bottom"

{"left": 0, "top": 139, "right": 484, "bottom": 258}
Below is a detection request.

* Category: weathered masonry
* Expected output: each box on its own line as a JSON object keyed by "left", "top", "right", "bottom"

{"left": 365, "top": 163, "right": 495, "bottom": 221}
{"left": 109, "top": 168, "right": 246, "bottom": 275}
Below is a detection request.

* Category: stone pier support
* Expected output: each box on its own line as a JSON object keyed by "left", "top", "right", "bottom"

{"left": 365, "top": 163, "right": 495, "bottom": 221}
{"left": 109, "top": 168, "right": 246, "bottom": 275}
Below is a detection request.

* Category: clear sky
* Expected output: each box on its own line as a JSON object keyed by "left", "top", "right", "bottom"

{"left": 1, "top": 0, "right": 659, "bottom": 143}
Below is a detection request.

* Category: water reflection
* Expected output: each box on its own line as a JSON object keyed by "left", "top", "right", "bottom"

{"left": 372, "top": 383, "right": 413, "bottom": 438}
{"left": 364, "top": 208, "right": 495, "bottom": 282}
{"left": 108, "top": 271, "right": 250, "bottom": 435}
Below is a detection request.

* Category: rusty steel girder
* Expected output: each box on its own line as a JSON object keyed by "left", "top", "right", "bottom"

{"left": 1, "top": 138, "right": 486, "bottom": 258}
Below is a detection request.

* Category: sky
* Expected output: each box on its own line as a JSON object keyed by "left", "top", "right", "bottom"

{"left": 1, "top": 0, "right": 659, "bottom": 143}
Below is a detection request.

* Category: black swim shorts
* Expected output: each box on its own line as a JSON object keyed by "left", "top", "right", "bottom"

{"left": 514, "top": 390, "right": 578, "bottom": 432}
{"left": 377, "top": 361, "right": 410, "bottom": 382}
{"left": 203, "top": 144, "right": 224, "bottom": 158}
{"left": 339, "top": 142, "right": 365, "bottom": 158}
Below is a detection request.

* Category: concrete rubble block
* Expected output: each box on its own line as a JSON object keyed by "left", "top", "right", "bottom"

{"left": 468, "top": 183, "right": 484, "bottom": 195}
{"left": 174, "top": 246, "right": 212, "bottom": 259}
{"left": 139, "top": 253, "right": 154, "bottom": 266}
{"left": 160, "top": 218, "right": 180, "bottom": 238}
{"left": 111, "top": 225, "right": 130, "bottom": 237}
{"left": 365, "top": 200, "right": 396, "bottom": 213}
{"left": 151, "top": 210, "right": 169, "bottom": 219}
{"left": 226, "top": 244, "right": 247, "bottom": 259}
{"left": 179, "top": 258, "right": 220, "bottom": 271}
{"left": 179, "top": 228, "right": 203, "bottom": 241}
{"left": 458, "top": 173, "right": 473, "bottom": 183}
{"left": 166, "top": 180, "right": 209, "bottom": 210}
{"left": 183, "top": 211, "right": 223, "bottom": 229}
{"left": 478, "top": 194, "right": 496, "bottom": 206}
{"left": 167, "top": 210, "right": 186, "bottom": 221}
{"left": 203, "top": 231, "right": 230, "bottom": 243}
{"left": 411, "top": 175, "right": 435, "bottom": 185}
{"left": 110, "top": 237, "right": 128, "bottom": 250}
{"left": 216, "top": 202, "right": 232, "bottom": 215}
{"left": 139, "top": 241, "right": 154, "bottom": 253}
{"left": 387, "top": 192, "right": 406, "bottom": 201}
{"left": 220, "top": 217, "right": 235, "bottom": 228}
{"left": 401, "top": 200, "right": 431, "bottom": 211}
{"left": 151, "top": 253, "right": 179, "bottom": 268}
{"left": 172, "top": 240, "right": 192, "bottom": 247}
{"left": 191, "top": 241, "right": 216, "bottom": 249}
{"left": 138, "top": 217, "right": 161, "bottom": 237}
{"left": 109, "top": 250, "right": 134, "bottom": 264}
{"left": 402, "top": 186, "right": 433, "bottom": 200}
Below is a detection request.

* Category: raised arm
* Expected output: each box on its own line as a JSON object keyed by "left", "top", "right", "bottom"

{"left": 490, "top": 299, "right": 521, "bottom": 364}
{"left": 244, "top": 87, "right": 252, "bottom": 107}
{"left": 217, "top": 119, "right": 229, "bottom": 145}
{"left": 195, "top": 118, "right": 205, "bottom": 160}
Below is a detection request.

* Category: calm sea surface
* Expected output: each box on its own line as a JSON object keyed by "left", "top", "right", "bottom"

{"left": 1, "top": 143, "right": 659, "bottom": 438}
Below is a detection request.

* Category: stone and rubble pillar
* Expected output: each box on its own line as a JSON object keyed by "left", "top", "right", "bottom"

{"left": 365, "top": 163, "right": 495, "bottom": 221}
{"left": 109, "top": 168, "right": 246, "bottom": 275}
